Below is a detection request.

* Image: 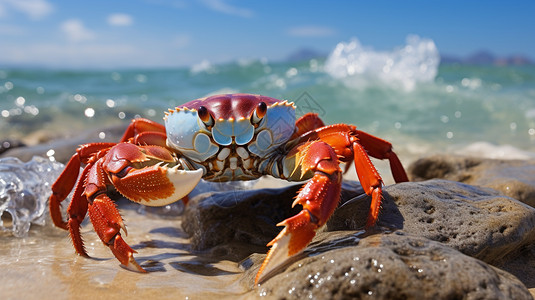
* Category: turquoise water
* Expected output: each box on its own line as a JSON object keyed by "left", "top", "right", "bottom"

{"left": 1, "top": 52, "right": 535, "bottom": 163}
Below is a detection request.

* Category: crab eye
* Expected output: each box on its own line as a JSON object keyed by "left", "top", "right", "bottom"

{"left": 251, "top": 102, "right": 267, "bottom": 125}
{"left": 198, "top": 106, "right": 214, "bottom": 128}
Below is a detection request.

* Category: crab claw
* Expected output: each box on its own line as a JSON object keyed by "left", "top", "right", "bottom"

{"left": 256, "top": 210, "right": 318, "bottom": 284}
{"left": 100, "top": 143, "right": 204, "bottom": 207}
{"left": 111, "top": 164, "right": 203, "bottom": 207}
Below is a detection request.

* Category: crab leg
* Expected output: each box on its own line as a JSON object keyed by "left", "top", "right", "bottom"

{"left": 67, "top": 164, "right": 91, "bottom": 257}
{"left": 352, "top": 141, "right": 384, "bottom": 227}
{"left": 50, "top": 143, "right": 116, "bottom": 230}
{"left": 292, "top": 121, "right": 409, "bottom": 184}
{"left": 120, "top": 118, "right": 166, "bottom": 142}
{"left": 290, "top": 112, "right": 325, "bottom": 139}
{"left": 88, "top": 193, "right": 145, "bottom": 272}
{"left": 354, "top": 129, "right": 408, "bottom": 183}
{"left": 256, "top": 140, "right": 342, "bottom": 284}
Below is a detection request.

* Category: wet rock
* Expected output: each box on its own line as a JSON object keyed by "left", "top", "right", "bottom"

{"left": 0, "top": 124, "right": 128, "bottom": 163}
{"left": 182, "top": 181, "right": 365, "bottom": 258}
{"left": 409, "top": 155, "right": 535, "bottom": 207}
{"left": 0, "top": 139, "right": 26, "bottom": 155}
{"left": 333, "top": 179, "right": 535, "bottom": 264}
{"left": 244, "top": 232, "right": 531, "bottom": 299}
{"left": 182, "top": 176, "right": 535, "bottom": 297}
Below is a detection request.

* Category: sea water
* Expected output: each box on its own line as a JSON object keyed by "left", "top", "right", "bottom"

{"left": 1, "top": 35, "right": 535, "bottom": 161}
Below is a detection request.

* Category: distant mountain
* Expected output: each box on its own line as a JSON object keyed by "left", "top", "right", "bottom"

{"left": 441, "top": 50, "right": 533, "bottom": 65}
{"left": 284, "top": 47, "right": 533, "bottom": 66}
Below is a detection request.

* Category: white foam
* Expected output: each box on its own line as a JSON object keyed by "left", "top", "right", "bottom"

{"left": 454, "top": 142, "right": 535, "bottom": 160}
{"left": 190, "top": 59, "right": 217, "bottom": 74}
{"left": 324, "top": 35, "right": 440, "bottom": 91}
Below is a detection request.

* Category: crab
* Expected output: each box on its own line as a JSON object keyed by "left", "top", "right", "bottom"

{"left": 49, "top": 93, "right": 408, "bottom": 284}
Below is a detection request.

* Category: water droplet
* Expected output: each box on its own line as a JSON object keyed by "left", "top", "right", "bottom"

{"left": 98, "top": 132, "right": 106, "bottom": 139}
{"left": 84, "top": 107, "right": 95, "bottom": 118}
{"left": 74, "top": 94, "right": 87, "bottom": 103}
{"left": 286, "top": 67, "right": 298, "bottom": 78}
{"left": 15, "top": 96, "right": 25, "bottom": 106}
{"left": 106, "top": 99, "right": 116, "bottom": 108}
{"left": 118, "top": 111, "right": 126, "bottom": 119}
{"left": 136, "top": 74, "right": 147, "bottom": 83}
{"left": 446, "top": 131, "right": 453, "bottom": 139}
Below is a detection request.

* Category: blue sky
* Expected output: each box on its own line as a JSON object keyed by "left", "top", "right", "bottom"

{"left": 0, "top": 0, "right": 533, "bottom": 68}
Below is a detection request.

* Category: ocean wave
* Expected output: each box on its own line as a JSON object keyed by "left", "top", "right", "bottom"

{"left": 324, "top": 35, "right": 440, "bottom": 91}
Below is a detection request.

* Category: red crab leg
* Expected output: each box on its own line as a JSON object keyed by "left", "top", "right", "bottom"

{"left": 120, "top": 118, "right": 166, "bottom": 142}
{"left": 67, "top": 163, "right": 92, "bottom": 257}
{"left": 297, "top": 124, "right": 389, "bottom": 226}
{"left": 296, "top": 124, "right": 409, "bottom": 184}
{"left": 352, "top": 141, "right": 384, "bottom": 227}
{"left": 49, "top": 143, "right": 116, "bottom": 230}
{"left": 354, "top": 129, "right": 409, "bottom": 183}
{"left": 256, "top": 140, "right": 342, "bottom": 284}
{"left": 290, "top": 112, "right": 325, "bottom": 139}
{"left": 88, "top": 193, "right": 145, "bottom": 272}
{"left": 132, "top": 131, "right": 168, "bottom": 148}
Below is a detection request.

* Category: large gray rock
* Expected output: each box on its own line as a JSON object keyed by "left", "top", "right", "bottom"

{"left": 183, "top": 178, "right": 534, "bottom": 297}
{"left": 243, "top": 232, "right": 532, "bottom": 300}
{"left": 409, "top": 155, "right": 535, "bottom": 207}
{"left": 333, "top": 179, "right": 535, "bottom": 264}
{"left": 182, "top": 181, "right": 365, "bottom": 257}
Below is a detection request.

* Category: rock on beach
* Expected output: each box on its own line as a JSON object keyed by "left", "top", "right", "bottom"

{"left": 183, "top": 155, "right": 535, "bottom": 299}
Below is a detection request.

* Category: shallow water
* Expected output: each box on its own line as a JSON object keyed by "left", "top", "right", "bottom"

{"left": 1, "top": 207, "right": 252, "bottom": 300}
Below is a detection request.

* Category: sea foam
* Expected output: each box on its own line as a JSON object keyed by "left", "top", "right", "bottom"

{"left": 324, "top": 35, "right": 440, "bottom": 91}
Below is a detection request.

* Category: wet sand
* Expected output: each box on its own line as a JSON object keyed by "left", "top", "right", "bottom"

{"left": 1, "top": 206, "right": 251, "bottom": 300}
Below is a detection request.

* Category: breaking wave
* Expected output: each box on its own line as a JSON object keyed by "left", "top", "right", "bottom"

{"left": 325, "top": 35, "right": 440, "bottom": 91}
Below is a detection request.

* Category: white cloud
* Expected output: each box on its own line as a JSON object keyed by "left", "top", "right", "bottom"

{"left": 200, "top": 0, "right": 253, "bottom": 18}
{"left": 287, "top": 26, "right": 336, "bottom": 37}
{"left": 60, "top": 19, "right": 96, "bottom": 42}
{"left": 0, "top": 0, "right": 53, "bottom": 20}
{"left": 107, "top": 13, "right": 133, "bottom": 27}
